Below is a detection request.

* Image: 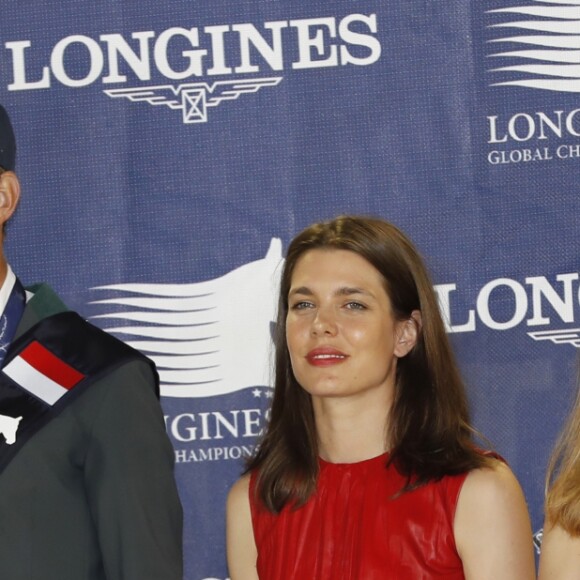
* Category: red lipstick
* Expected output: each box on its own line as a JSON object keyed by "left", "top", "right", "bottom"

{"left": 305, "top": 347, "right": 348, "bottom": 367}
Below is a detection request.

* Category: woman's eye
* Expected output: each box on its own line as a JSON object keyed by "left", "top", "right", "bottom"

{"left": 345, "top": 301, "right": 366, "bottom": 310}
{"left": 290, "top": 301, "right": 314, "bottom": 310}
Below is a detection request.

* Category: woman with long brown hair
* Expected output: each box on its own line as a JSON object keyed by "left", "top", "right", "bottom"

{"left": 539, "top": 381, "right": 580, "bottom": 578}
{"left": 227, "top": 216, "right": 534, "bottom": 579}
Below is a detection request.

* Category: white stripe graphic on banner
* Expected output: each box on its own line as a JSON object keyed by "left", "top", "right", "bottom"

{"left": 90, "top": 238, "right": 283, "bottom": 398}
{"left": 487, "top": 2, "right": 580, "bottom": 91}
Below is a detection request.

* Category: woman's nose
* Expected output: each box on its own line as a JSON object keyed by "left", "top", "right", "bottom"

{"left": 311, "top": 307, "right": 338, "bottom": 336}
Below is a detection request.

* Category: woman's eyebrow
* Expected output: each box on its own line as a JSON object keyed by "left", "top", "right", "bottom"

{"left": 288, "top": 286, "right": 313, "bottom": 297}
{"left": 335, "top": 286, "right": 369, "bottom": 297}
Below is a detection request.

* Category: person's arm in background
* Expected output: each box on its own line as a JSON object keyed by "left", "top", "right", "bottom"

{"left": 539, "top": 523, "right": 580, "bottom": 579}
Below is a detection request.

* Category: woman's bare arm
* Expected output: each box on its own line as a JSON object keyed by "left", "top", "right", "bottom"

{"left": 454, "top": 460, "right": 535, "bottom": 580}
{"left": 226, "top": 474, "right": 259, "bottom": 580}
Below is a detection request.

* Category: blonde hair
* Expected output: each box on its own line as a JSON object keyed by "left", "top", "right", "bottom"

{"left": 545, "top": 374, "right": 580, "bottom": 536}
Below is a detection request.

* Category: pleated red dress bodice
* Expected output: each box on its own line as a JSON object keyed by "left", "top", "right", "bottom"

{"left": 250, "top": 453, "right": 467, "bottom": 579}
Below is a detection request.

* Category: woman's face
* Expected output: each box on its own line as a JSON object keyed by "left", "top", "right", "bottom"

{"left": 286, "top": 248, "right": 415, "bottom": 404}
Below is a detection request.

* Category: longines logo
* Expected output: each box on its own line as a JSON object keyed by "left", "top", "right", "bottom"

{"left": 486, "top": 1, "right": 580, "bottom": 93}
{"left": 484, "top": 2, "right": 580, "bottom": 164}
{"left": 486, "top": 107, "right": 580, "bottom": 165}
{"left": 105, "top": 78, "right": 282, "bottom": 124}
{"left": 438, "top": 272, "right": 580, "bottom": 347}
{"left": 3, "top": 13, "right": 381, "bottom": 123}
{"left": 164, "top": 407, "right": 268, "bottom": 464}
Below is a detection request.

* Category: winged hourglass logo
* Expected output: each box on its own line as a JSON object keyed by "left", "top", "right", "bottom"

{"left": 104, "top": 77, "right": 282, "bottom": 123}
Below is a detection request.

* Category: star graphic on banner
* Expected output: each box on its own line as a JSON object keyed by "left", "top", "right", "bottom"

{"left": 265, "top": 390, "right": 274, "bottom": 399}
{"left": 252, "top": 389, "right": 262, "bottom": 398}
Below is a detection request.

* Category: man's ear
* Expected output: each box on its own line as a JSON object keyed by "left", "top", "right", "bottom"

{"left": 394, "top": 310, "right": 422, "bottom": 358}
{"left": 0, "top": 171, "right": 21, "bottom": 227}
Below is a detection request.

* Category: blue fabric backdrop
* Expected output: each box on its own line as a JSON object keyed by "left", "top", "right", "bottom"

{"left": 2, "top": 1, "right": 580, "bottom": 577}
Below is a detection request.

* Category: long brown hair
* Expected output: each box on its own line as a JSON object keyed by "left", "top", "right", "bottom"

{"left": 545, "top": 369, "right": 580, "bottom": 536}
{"left": 248, "top": 216, "right": 489, "bottom": 512}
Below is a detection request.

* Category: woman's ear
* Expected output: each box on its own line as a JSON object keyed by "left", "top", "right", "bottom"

{"left": 394, "top": 310, "right": 422, "bottom": 358}
{"left": 0, "top": 171, "right": 21, "bottom": 227}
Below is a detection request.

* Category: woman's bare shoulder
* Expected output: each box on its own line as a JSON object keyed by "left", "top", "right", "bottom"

{"left": 463, "top": 457, "right": 520, "bottom": 495}
{"left": 228, "top": 473, "right": 252, "bottom": 505}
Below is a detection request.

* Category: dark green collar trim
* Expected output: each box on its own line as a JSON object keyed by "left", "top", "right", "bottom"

{"left": 16, "top": 284, "right": 69, "bottom": 337}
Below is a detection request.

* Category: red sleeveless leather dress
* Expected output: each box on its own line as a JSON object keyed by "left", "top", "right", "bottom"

{"left": 249, "top": 453, "right": 468, "bottom": 579}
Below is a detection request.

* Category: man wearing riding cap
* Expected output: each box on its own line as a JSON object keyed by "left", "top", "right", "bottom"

{"left": 0, "top": 105, "right": 183, "bottom": 580}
